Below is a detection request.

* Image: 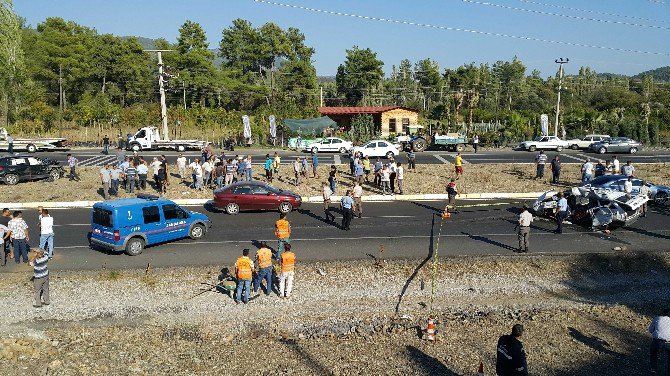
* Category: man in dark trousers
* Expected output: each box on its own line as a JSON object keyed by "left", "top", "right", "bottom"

{"left": 550, "top": 155, "right": 561, "bottom": 184}
{"left": 496, "top": 324, "right": 528, "bottom": 376}
{"left": 102, "top": 135, "right": 110, "bottom": 155}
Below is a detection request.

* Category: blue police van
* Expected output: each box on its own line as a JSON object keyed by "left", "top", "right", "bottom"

{"left": 90, "top": 194, "right": 211, "bottom": 255}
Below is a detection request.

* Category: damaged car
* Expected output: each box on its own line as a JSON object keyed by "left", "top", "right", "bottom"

{"left": 532, "top": 186, "right": 648, "bottom": 230}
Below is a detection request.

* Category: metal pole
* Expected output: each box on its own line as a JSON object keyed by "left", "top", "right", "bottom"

{"left": 157, "top": 52, "right": 169, "bottom": 141}
{"left": 320, "top": 86, "right": 324, "bottom": 107}
{"left": 554, "top": 58, "right": 569, "bottom": 137}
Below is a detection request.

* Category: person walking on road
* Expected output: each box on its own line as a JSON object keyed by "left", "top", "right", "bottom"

{"left": 253, "top": 242, "right": 273, "bottom": 296}
{"left": 279, "top": 243, "right": 296, "bottom": 299}
{"left": 445, "top": 178, "right": 459, "bottom": 213}
{"left": 454, "top": 152, "right": 464, "bottom": 180}
{"left": 102, "top": 135, "right": 110, "bottom": 155}
{"left": 275, "top": 213, "right": 291, "bottom": 260}
{"left": 8, "top": 211, "right": 29, "bottom": 264}
{"left": 496, "top": 324, "right": 529, "bottom": 376}
{"left": 234, "top": 249, "right": 254, "bottom": 304}
{"left": 100, "top": 164, "right": 111, "bottom": 199}
{"left": 535, "top": 151, "right": 547, "bottom": 180}
{"left": 551, "top": 156, "right": 561, "bottom": 184}
{"left": 396, "top": 162, "right": 405, "bottom": 194}
{"left": 7, "top": 134, "right": 14, "bottom": 154}
{"left": 272, "top": 152, "right": 281, "bottom": 180}
{"left": 67, "top": 154, "right": 80, "bottom": 182}
{"left": 29, "top": 248, "right": 50, "bottom": 308}
{"left": 340, "top": 190, "right": 354, "bottom": 231}
{"left": 517, "top": 205, "right": 533, "bottom": 253}
{"left": 0, "top": 214, "right": 10, "bottom": 267}
{"left": 353, "top": 181, "right": 363, "bottom": 218}
{"left": 323, "top": 182, "right": 335, "bottom": 222}
{"left": 581, "top": 158, "right": 594, "bottom": 182}
{"left": 555, "top": 192, "right": 568, "bottom": 234}
{"left": 39, "top": 209, "right": 54, "bottom": 259}
{"left": 649, "top": 309, "right": 670, "bottom": 374}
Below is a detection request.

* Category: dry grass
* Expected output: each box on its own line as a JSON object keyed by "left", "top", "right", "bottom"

{"left": 1, "top": 162, "right": 669, "bottom": 203}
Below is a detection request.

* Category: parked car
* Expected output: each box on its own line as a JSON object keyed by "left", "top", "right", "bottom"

{"left": 213, "top": 181, "right": 302, "bottom": 215}
{"left": 90, "top": 194, "right": 211, "bottom": 256}
{"left": 580, "top": 174, "right": 670, "bottom": 204}
{"left": 566, "top": 134, "right": 610, "bottom": 150}
{"left": 349, "top": 140, "right": 401, "bottom": 158}
{"left": 515, "top": 136, "right": 569, "bottom": 152}
{"left": 589, "top": 137, "right": 641, "bottom": 154}
{"left": 0, "top": 155, "right": 65, "bottom": 185}
{"left": 304, "top": 137, "right": 353, "bottom": 153}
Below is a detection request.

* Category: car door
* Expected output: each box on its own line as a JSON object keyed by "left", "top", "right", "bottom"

{"left": 8, "top": 157, "right": 29, "bottom": 182}
{"left": 609, "top": 139, "right": 623, "bottom": 152}
{"left": 377, "top": 141, "right": 391, "bottom": 155}
{"left": 27, "top": 157, "right": 47, "bottom": 180}
{"left": 330, "top": 138, "right": 342, "bottom": 152}
{"left": 365, "top": 142, "right": 377, "bottom": 156}
{"left": 141, "top": 205, "right": 163, "bottom": 244}
{"left": 232, "top": 185, "right": 255, "bottom": 210}
{"left": 319, "top": 138, "right": 331, "bottom": 151}
{"left": 161, "top": 203, "right": 189, "bottom": 239}
{"left": 249, "top": 185, "right": 274, "bottom": 210}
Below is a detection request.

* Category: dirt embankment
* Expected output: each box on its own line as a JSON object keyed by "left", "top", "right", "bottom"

{"left": 2, "top": 162, "right": 669, "bottom": 203}
{"left": 0, "top": 253, "right": 668, "bottom": 375}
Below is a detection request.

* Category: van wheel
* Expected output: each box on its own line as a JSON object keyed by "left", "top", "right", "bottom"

{"left": 189, "top": 224, "right": 205, "bottom": 239}
{"left": 125, "top": 237, "right": 145, "bottom": 256}
{"left": 225, "top": 203, "right": 240, "bottom": 215}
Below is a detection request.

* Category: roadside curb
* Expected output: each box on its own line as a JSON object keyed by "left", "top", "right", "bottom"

{"left": 0, "top": 192, "right": 543, "bottom": 209}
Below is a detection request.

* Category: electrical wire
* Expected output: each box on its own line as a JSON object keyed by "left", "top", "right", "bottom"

{"left": 463, "top": 0, "right": 670, "bottom": 30}
{"left": 517, "top": 0, "right": 670, "bottom": 25}
{"left": 252, "top": 0, "right": 670, "bottom": 57}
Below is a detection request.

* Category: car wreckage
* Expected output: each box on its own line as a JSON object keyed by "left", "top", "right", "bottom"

{"left": 532, "top": 186, "right": 648, "bottom": 230}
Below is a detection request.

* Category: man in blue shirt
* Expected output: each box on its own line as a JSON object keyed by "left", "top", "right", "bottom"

{"left": 555, "top": 192, "right": 569, "bottom": 234}
{"left": 340, "top": 190, "right": 354, "bottom": 231}
{"left": 264, "top": 154, "right": 273, "bottom": 182}
{"left": 354, "top": 160, "right": 364, "bottom": 185}
{"left": 311, "top": 152, "right": 319, "bottom": 178}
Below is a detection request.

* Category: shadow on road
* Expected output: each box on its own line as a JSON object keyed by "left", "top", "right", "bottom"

{"left": 461, "top": 231, "right": 517, "bottom": 252}
{"left": 405, "top": 346, "right": 458, "bottom": 375}
{"left": 624, "top": 226, "right": 670, "bottom": 241}
{"left": 411, "top": 201, "right": 443, "bottom": 214}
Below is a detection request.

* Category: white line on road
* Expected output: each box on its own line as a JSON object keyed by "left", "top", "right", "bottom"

{"left": 577, "top": 153, "right": 604, "bottom": 163}
{"left": 333, "top": 154, "right": 342, "bottom": 165}
{"left": 560, "top": 154, "right": 586, "bottom": 163}
{"left": 433, "top": 155, "right": 450, "bottom": 164}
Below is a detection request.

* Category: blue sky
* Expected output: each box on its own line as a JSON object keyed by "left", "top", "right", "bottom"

{"left": 15, "top": 0, "right": 670, "bottom": 77}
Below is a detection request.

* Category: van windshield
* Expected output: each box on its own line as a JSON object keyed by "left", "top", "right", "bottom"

{"left": 93, "top": 208, "right": 113, "bottom": 228}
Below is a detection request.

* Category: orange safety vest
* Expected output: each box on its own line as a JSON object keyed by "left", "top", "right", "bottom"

{"left": 275, "top": 219, "right": 291, "bottom": 239}
{"left": 281, "top": 252, "right": 295, "bottom": 273}
{"left": 236, "top": 256, "right": 253, "bottom": 279}
{"left": 256, "top": 248, "right": 272, "bottom": 269}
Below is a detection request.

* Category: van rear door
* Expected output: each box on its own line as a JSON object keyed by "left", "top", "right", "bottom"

{"left": 91, "top": 206, "right": 115, "bottom": 244}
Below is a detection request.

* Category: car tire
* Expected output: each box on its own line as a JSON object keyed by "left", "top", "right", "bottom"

{"left": 26, "top": 144, "right": 37, "bottom": 153}
{"left": 278, "top": 202, "right": 293, "bottom": 214}
{"left": 130, "top": 143, "right": 142, "bottom": 152}
{"left": 189, "top": 224, "right": 205, "bottom": 239}
{"left": 311, "top": 147, "right": 319, "bottom": 154}
{"left": 655, "top": 191, "right": 668, "bottom": 205}
{"left": 4, "top": 174, "right": 19, "bottom": 185}
{"left": 49, "top": 170, "right": 61, "bottom": 181}
{"left": 177, "top": 145, "right": 186, "bottom": 152}
{"left": 570, "top": 144, "right": 579, "bottom": 150}
{"left": 385, "top": 151, "right": 395, "bottom": 159}
{"left": 456, "top": 144, "right": 464, "bottom": 152}
{"left": 528, "top": 145, "right": 536, "bottom": 152}
{"left": 629, "top": 147, "right": 638, "bottom": 154}
{"left": 125, "top": 237, "right": 145, "bottom": 256}
{"left": 339, "top": 147, "right": 347, "bottom": 154}
{"left": 225, "top": 203, "right": 240, "bottom": 215}
{"left": 556, "top": 146, "right": 563, "bottom": 152}
{"left": 598, "top": 147, "right": 607, "bottom": 154}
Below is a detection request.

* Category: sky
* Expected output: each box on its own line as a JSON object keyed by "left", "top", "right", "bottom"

{"left": 14, "top": 0, "right": 670, "bottom": 78}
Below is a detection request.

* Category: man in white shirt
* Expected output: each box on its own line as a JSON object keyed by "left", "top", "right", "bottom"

{"left": 396, "top": 162, "right": 405, "bottom": 195}
{"left": 649, "top": 309, "right": 670, "bottom": 374}
{"left": 150, "top": 157, "right": 162, "bottom": 187}
{"left": 353, "top": 181, "right": 363, "bottom": 218}
{"left": 322, "top": 182, "right": 334, "bottom": 222}
{"left": 612, "top": 156, "right": 620, "bottom": 174}
{"left": 517, "top": 205, "right": 533, "bottom": 253}
{"left": 39, "top": 209, "right": 55, "bottom": 259}
{"left": 136, "top": 161, "right": 148, "bottom": 190}
{"left": 176, "top": 154, "right": 187, "bottom": 182}
{"left": 100, "top": 165, "right": 111, "bottom": 199}
{"left": 193, "top": 160, "right": 204, "bottom": 190}
{"left": 202, "top": 159, "right": 213, "bottom": 187}
{"left": 188, "top": 159, "right": 199, "bottom": 188}
{"left": 581, "top": 159, "right": 594, "bottom": 182}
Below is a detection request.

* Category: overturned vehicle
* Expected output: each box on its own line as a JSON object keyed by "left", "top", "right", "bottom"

{"left": 532, "top": 186, "right": 648, "bottom": 230}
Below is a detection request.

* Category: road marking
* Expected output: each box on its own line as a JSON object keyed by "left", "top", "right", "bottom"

{"left": 560, "top": 154, "right": 586, "bottom": 163}
{"left": 631, "top": 154, "right": 670, "bottom": 158}
{"left": 80, "top": 155, "right": 117, "bottom": 166}
{"left": 53, "top": 224, "right": 90, "bottom": 227}
{"left": 433, "top": 155, "right": 450, "bottom": 164}
{"left": 577, "top": 153, "right": 604, "bottom": 163}
{"left": 333, "top": 155, "right": 342, "bottom": 165}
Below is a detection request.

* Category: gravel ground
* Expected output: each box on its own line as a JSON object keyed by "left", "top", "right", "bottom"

{"left": 1, "top": 252, "right": 669, "bottom": 375}
{"left": 1, "top": 162, "right": 669, "bottom": 203}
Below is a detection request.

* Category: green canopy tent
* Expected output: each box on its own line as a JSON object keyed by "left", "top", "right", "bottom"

{"left": 283, "top": 116, "right": 336, "bottom": 136}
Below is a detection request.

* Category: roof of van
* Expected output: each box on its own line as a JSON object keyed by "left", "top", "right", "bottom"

{"left": 94, "top": 196, "right": 172, "bottom": 209}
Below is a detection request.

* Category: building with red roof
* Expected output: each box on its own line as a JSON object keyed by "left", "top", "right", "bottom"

{"left": 318, "top": 106, "right": 419, "bottom": 137}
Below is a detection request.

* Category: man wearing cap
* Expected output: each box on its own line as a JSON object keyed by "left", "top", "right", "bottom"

{"left": 517, "top": 205, "right": 533, "bottom": 253}
{"left": 496, "top": 324, "right": 528, "bottom": 376}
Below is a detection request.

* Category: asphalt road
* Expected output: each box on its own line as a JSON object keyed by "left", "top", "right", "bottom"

{"left": 24, "top": 148, "right": 670, "bottom": 168}
{"left": 2, "top": 200, "right": 669, "bottom": 272}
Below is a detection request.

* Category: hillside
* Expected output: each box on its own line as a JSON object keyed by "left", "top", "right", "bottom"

{"left": 633, "top": 66, "right": 670, "bottom": 82}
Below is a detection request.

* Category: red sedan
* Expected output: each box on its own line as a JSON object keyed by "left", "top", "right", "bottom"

{"left": 213, "top": 181, "right": 302, "bottom": 215}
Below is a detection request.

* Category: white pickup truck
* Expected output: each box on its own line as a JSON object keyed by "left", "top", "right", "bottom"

{"left": 516, "top": 136, "right": 569, "bottom": 152}
{"left": 566, "top": 134, "right": 610, "bottom": 150}
{"left": 0, "top": 128, "right": 69, "bottom": 153}
{"left": 126, "top": 126, "right": 208, "bottom": 152}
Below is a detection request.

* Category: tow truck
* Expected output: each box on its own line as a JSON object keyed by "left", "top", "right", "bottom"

{"left": 126, "top": 126, "right": 208, "bottom": 152}
{"left": 0, "top": 127, "right": 69, "bottom": 153}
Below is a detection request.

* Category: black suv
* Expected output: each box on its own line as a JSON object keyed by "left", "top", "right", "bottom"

{"left": 0, "top": 155, "right": 65, "bottom": 185}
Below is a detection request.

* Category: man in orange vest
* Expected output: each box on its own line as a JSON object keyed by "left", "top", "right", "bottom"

{"left": 274, "top": 212, "right": 291, "bottom": 260}
{"left": 252, "top": 241, "right": 273, "bottom": 296}
{"left": 234, "top": 248, "right": 254, "bottom": 304}
{"left": 279, "top": 243, "right": 296, "bottom": 298}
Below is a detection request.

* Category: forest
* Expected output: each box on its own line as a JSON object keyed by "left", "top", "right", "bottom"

{"left": 1, "top": 1, "right": 669, "bottom": 145}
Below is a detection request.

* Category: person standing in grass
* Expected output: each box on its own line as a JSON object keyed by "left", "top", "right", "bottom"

{"left": 100, "top": 164, "right": 111, "bottom": 199}
{"left": 454, "top": 152, "right": 464, "bottom": 180}
{"left": 265, "top": 154, "right": 273, "bottom": 182}
{"left": 534, "top": 151, "right": 547, "bottom": 180}
{"left": 550, "top": 156, "right": 561, "bottom": 184}
{"left": 311, "top": 152, "right": 319, "bottom": 178}
{"left": 396, "top": 162, "right": 405, "bottom": 194}
{"left": 67, "top": 154, "right": 80, "bottom": 182}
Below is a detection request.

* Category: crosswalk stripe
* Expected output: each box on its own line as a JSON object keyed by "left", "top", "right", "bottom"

{"left": 333, "top": 155, "right": 342, "bottom": 165}
{"left": 434, "top": 155, "right": 450, "bottom": 164}
{"left": 560, "top": 154, "right": 586, "bottom": 163}
{"left": 577, "top": 153, "right": 604, "bottom": 163}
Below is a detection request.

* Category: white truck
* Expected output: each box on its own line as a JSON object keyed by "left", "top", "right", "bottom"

{"left": 0, "top": 127, "right": 69, "bottom": 153}
{"left": 126, "top": 126, "right": 208, "bottom": 152}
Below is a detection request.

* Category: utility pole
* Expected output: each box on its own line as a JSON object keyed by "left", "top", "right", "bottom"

{"left": 554, "top": 58, "right": 569, "bottom": 137}
{"left": 320, "top": 86, "right": 324, "bottom": 107}
{"left": 59, "top": 65, "right": 63, "bottom": 137}
{"left": 144, "top": 50, "right": 173, "bottom": 141}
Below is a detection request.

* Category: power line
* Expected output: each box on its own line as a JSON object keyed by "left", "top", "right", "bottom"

{"left": 462, "top": 0, "right": 670, "bottom": 30}
{"left": 517, "top": 0, "right": 670, "bottom": 25}
{"left": 252, "top": 0, "right": 670, "bottom": 57}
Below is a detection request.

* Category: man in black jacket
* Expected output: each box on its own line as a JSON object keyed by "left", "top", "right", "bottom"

{"left": 496, "top": 324, "right": 528, "bottom": 376}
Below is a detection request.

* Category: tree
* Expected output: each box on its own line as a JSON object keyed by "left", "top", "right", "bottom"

{"left": 0, "top": 0, "right": 26, "bottom": 125}
{"left": 347, "top": 114, "right": 378, "bottom": 143}
{"left": 176, "top": 20, "right": 218, "bottom": 107}
{"left": 336, "top": 46, "right": 384, "bottom": 105}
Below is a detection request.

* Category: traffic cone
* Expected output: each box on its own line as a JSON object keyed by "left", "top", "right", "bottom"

{"left": 441, "top": 208, "right": 451, "bottom": 219}
{"left": 425, "top": 317, "right": 436, "bottom": 341}
{"left": 476, "top": 361, "right": 484, "bottom": 376}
